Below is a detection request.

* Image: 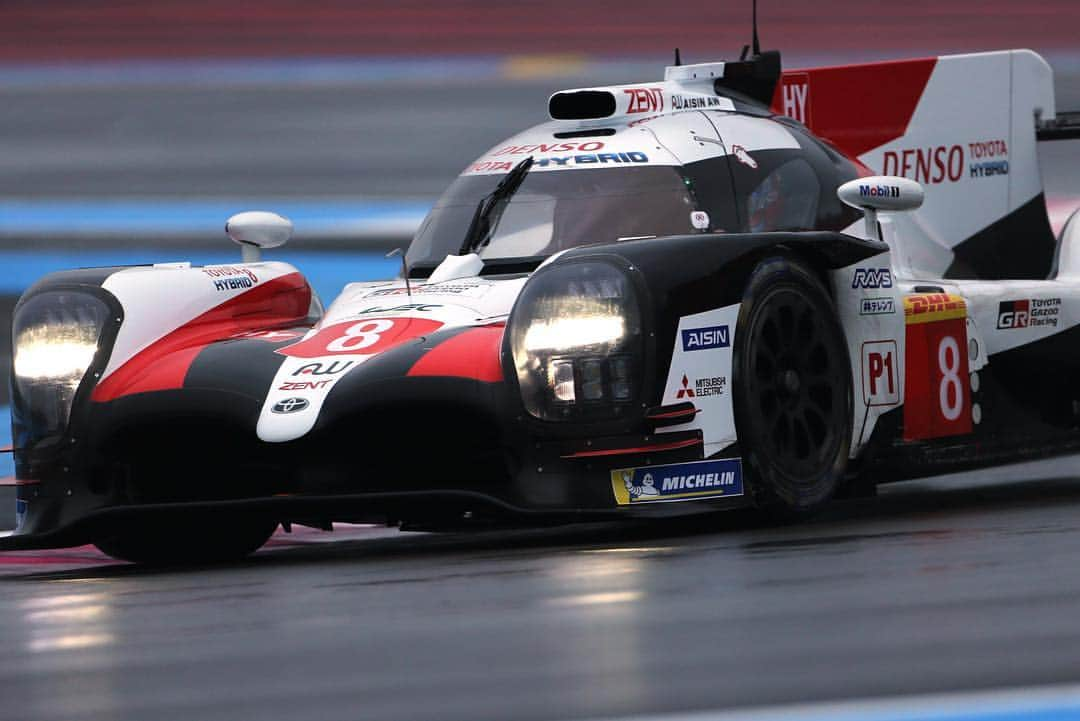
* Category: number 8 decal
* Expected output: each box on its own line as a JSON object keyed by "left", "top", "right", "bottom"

{"left": 326, "top": 319, "right": 396, "bottom": 353}
{"left": 937, "top": 335, "right": 963, "bottom": 421}
{"left": 277, "top": 316, "right": 445, "bottom": 359}
{"left": 903, "top": 293, "right": 972, "bottom": 440}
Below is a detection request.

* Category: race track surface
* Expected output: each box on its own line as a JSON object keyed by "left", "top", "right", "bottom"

{"left": 4, "top": 456, "right": 1080, "bottom": 721}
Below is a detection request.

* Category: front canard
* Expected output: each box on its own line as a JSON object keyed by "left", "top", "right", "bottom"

{"left": 610, "top": 458, "right": 743, "bottom": 505}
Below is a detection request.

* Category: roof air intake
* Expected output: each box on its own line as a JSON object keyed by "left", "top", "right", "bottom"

{"left": 548, "top": 91, "right": 617, "bottom": 120}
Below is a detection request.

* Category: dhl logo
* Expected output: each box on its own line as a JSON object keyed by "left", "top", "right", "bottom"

{"left": 903, "top": 293, "right": 967, "bottom": 325}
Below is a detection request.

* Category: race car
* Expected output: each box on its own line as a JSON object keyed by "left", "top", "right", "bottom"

{"left": 3, "top": 45, "right": 1079, "bottom": 563}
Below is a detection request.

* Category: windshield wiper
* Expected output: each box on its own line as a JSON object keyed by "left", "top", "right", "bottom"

{"left": 458, "top": 156, "right": 534, "bottom": 255}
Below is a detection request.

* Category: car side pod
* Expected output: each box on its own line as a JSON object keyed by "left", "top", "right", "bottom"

{"left": 225, "top": 210, "right": 293, "bottom": 262}
{"left": 837, "top": 176, "right": 924, "bottom": 242}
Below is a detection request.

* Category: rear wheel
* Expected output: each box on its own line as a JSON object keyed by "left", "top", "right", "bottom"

{"left": 94, "top": 514, "right": 277, "bottom": 565}
{"left": 732, "top": 256, "right": 853, "bottom": 515}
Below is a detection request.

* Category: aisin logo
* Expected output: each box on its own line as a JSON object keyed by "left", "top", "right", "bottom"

{"left": 272, "top": 397, "right": 310, "bottom": 414}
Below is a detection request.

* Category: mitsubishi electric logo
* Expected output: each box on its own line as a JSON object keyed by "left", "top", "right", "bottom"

{"left": 272, "top": 397, "right": 310, "bottom": 414}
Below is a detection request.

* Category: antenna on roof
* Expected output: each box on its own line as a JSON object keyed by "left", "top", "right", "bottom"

{"left": 752, "top": 0, "right": 761, "bottom": 56}
{"left": 674, "top": 48, "right": 682, "bottom": 66}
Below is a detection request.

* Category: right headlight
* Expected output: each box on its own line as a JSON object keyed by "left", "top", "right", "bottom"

{"left": 509, "top": 260, "right": 643, "bottom": 421}
{"left": 12, "top": 290, "right": 112, "bottom": 439}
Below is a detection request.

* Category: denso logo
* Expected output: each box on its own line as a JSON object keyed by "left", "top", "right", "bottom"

{"left": 859, "top": 184, "right": 900, "bottom": 198}
{"left": 625, "top": 87, "right": 663, "bottom": 114}
{"left": 681, "top": 325, "right": 730, "bottom": 351}
{"left": 883, "top": 145, "right": 964, "bottom": 184}
{"left": 852, "top": 268, "right": 892, "bottom": 289}
{"left": 490, "top": 142, "right": 604, "bottom": 156}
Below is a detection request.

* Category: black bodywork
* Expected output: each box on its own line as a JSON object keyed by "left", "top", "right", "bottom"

{"left": 2, "top": 231, "right": 885, "bottom": 550}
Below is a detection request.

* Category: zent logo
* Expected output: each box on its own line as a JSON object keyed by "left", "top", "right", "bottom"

{"left": 681, "top": 325, "right": 730, "bottom": 351}
{"left": 861, "top": 341, "right": 899, "bottom": 406}
{"left": 277, "top": 317, "right": 444, "bottom": 358}
{"left": 271, "top": 397, "right": 309, "bottom": 414}
{"left": 624, "top": 87, "right": 663, "bottom": 114}
{"left": 852, "top": 268, "right": 893, "bottom": 289}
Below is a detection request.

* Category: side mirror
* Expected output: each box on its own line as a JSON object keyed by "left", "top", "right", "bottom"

{"left": 837, "top": 176, "right": 924, "bottom": 242}
{"left": 225, "top": 211, "right": 292, "bottom": 262}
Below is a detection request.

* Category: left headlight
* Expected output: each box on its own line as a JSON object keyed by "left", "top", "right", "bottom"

{"left": 13, "top": 291, "right": 112, "bottom": 437}
{"left": 509, "top": 260, "right": 643, "bottom": 421}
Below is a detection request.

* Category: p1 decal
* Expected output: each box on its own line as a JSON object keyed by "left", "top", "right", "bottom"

{"left": 903, "top": 294, "right": 972, "bottom": 440}
{"left": 277, "top": 317, "right": 443, "bottom": 358}
{"left": 610, "top": 458, "right": 743, "bottom": 505}
{"left": 862, "top": 341, "right": 899, "bottom": 406}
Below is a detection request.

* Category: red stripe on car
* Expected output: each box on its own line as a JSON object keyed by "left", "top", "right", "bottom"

{"left": 407, "top": 324, "right": 505, "bottom": 383}
{"left": 92, "top": 272, "right": 311, "bottom": 402}
{"left": 770, "top": 58, "right": 937, "bottom": 159}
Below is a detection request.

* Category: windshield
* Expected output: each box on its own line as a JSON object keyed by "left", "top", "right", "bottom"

{"left": 407, "top": 166, "right": 698, "bottom": 270}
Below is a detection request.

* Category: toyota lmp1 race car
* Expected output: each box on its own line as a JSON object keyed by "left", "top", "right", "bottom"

{"left": 3, "top": 45, "right": 1080, "bottom": 564}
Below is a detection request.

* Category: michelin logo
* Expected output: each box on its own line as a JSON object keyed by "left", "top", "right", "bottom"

{"left": 612, "top": 459, "right": 743, "bottom": 505}
{"left": 681, "top": 325, "right": 730, "bottom": 352}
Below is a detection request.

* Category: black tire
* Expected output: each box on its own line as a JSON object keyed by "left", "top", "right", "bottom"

{"left": 732, "top": 256, "right": 853, "bottom": 515}
{"left": 94, "top": 514, "right": 277, "bottom": 565}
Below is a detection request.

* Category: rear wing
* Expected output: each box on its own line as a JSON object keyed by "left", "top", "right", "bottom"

{"left": 768, "top": 50, "right": 1062, "bottom": 280}
{"left": 1038, "top": 111, "right": 1080, "bottom": 141}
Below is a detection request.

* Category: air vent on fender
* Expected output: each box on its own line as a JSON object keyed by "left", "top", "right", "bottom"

{"left": 549, "top": 90, "right": 617, "bottom": 120}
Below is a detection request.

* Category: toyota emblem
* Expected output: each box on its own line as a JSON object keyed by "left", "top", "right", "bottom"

{"left": 272, "top": 397, "right": 310, "bottom": 414}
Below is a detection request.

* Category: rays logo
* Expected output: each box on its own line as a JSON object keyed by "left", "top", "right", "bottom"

{"left": 272, "top": 397, "right": 309, "bottom": 414}
{"left": 852, "top": 268, "right": 893, "bottom": 289}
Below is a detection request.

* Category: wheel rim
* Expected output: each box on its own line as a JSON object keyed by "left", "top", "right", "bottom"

{"left": 744, "top": 286, "right": 847, "bottom": 481}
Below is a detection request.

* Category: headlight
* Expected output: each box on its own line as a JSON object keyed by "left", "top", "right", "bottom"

{"left": 12, "top": 291, "right": 112, "bottom": 438}
{"left": 510, "top": 260, "right": 643, "bottom": 421}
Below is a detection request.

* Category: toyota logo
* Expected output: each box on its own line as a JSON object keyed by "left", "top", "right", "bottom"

{"left": 272, "top": 397, "right": 310, "bottom": 414}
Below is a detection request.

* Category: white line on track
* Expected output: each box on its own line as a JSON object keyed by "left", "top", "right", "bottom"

{"left": 573, "top": 683, "right": 1080, "bottom": 721}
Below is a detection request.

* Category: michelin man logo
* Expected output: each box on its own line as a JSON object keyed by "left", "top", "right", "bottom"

{"left": 624, "top": 471, "right": 659, "bottom": 500}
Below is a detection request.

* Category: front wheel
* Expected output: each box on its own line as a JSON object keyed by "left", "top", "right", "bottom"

{"left": 732, "top": 256, "right": 853, "bottom": 515}
{"left": 94, "top": 514, "right": 277, "bottom": 565}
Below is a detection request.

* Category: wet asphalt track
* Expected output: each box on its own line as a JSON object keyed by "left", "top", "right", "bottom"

{"left": 4, "top": 457, "right": 1080, "bottom": 721}
{"left": 1, "top": 63, "right": 1080, "bottom": 721}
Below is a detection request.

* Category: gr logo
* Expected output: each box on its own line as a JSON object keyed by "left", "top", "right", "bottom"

{"left": 996, "top": 300, "right": 1030, "bottom": 329}
{"left": 852, "top": 268, "right": 893, "bottom": 289}
{"left": 681, "top": 325, "right": 730, "bottom": 351}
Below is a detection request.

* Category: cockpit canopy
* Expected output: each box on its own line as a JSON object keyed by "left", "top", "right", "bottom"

{"left": 407, "top": 103, "right": 861, "bottom": 275}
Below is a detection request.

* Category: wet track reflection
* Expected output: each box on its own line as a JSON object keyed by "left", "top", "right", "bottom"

{"left": 4, "top": 458, "right": 1080, "bottom": 720}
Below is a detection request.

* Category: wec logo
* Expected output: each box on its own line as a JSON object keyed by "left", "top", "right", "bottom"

{"left": 681, "top": 325, "right": 730, "bottom": 351}
{"left": 852, "top": 268, "right": 893, "bottom": 289}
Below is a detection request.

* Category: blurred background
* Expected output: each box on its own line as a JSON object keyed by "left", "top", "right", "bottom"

{"left": 0, "top": 0, "right": 1078, "bottom": 477}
